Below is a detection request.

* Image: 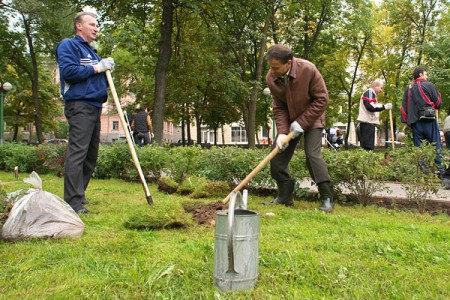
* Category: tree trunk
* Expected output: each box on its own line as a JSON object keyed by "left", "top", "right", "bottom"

{"left": 151, "top": 0, "right": 174, "bottom": 144}
{"left": 247, "top": 17, "right": 270, "bottom": 148}
{"left": 23, "top": 15, "right": 44, "bottom": 143}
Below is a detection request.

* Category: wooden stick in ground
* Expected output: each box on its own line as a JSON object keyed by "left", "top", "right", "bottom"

{"left": 106, "top": 70, "right": 153, "bottom": 205}
{"left": 223, "top": 131, "right": 296, "bottom": 205}
{"left": 389, "top": 109, "right": 395, "bottom": 152}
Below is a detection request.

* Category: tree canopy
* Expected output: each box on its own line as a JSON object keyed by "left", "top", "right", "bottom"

{"left": 1, "top": 0, "right": 448, "bottom": 145}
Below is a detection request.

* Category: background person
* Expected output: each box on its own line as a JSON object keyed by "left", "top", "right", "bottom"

{"left": 401, "top": 66, "right": 443, "bottom": 175}
{"left": 131, "top": 106, "right": 154, "bottom": 146}
{"left": 357, "top": 80, "right": 392, "bottom": 151}
{"left": 56, "top": 11, "right": 115, "bottom": 214}
{"left": 443, "top": 113, "right": 450, "bottom": 149}
{"left": 263, "top": 44, "right": 334, "bottom": 212}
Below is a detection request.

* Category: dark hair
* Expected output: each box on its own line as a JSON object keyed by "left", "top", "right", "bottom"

{"left": 266, "top": 44, "right": 293, "bottom": 64}
{"left": 74, "top": 12, "right": 97, "bottom": 33}
{"left": 413, "top": 67, "right": 427, "bottom": 80}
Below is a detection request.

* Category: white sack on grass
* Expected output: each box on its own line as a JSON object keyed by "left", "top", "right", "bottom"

{"left": 1, "top": 172, "right": 85, "bottom": 241}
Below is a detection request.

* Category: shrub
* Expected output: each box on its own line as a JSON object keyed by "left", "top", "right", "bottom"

{"left": 167, "top": 146, "right": 203, "bottom": 183}
{"left": 328, "top": 149, "right": 390, "bottom": 205}
{"left": 94, "top": 143, "right": 135, "bottom": 180}
{"left": 0, "top": 143, "right": 40, "bottom": 173}
{"left": 392, "top": 142, "right": 440, "bottom": 213}
{"left": 35, "top": 144, "right": 67, "bottom": 176}
{"left": 138, "top": 145, "right": 170, "bottom": 182}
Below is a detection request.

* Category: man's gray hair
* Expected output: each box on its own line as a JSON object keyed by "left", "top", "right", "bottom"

{"left": 74, "top": 12, "right": 97, "bottom": 33}
{"left": 370, "top": 80, "right": 383, "bottom": 88}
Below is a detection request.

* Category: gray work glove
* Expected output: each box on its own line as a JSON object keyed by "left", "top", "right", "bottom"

{"left": 290, "top": 121, "right": 304, "bottom": 138}
{"left": 384, "top": 103, "right": 393, "bottom": 110}
{"left": 95, "top": 57, "right": 115, "bottom": 73}
{"left": 276, "top": 134, "right": 289, "bottom": 151}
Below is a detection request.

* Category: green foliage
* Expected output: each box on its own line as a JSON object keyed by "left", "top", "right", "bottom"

{"left": 53, "top": 120, "right": 69, "bottom": 139}
{"left": 35, "top": 144, "right": 67, "bottom": 176}
{"left": 138, "top": 145, "right": 170, "bottom": 181}
{"left": 167, "top": 146, "right": 202, "bottom": 183}
{"left": 289, "top": 150, "right": 310, "bottom": 181}
{"left": 392, "top": 142, "right": 441, "bottom": 213}
{"left": 94, "top": 143, "right": 136, "bottom": 180}
{"left": 327, "top": 149, "right": 390, "bottom": 205}
{"left": 0, "top": 185, "right": 6, "bottom": 213}
{"left": 0, "top": 143, "right": 40, "bottom": 173}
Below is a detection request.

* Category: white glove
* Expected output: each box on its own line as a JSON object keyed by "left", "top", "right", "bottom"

{"left": 290, "top": 121, "right": 304, "bottom": 138}
{"left": 276, "top": 134, "right": 289, "bottom": 151}
{"left": 384, "top": 103, "right": 393, "bottom": 110}
{"left": 151, "top": 133, "right": 154, "bottom": 138}
{"left": 95, "top": 57, "right": 115, "bottom": 73}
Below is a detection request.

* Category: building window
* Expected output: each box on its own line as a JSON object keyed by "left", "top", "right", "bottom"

{"left": 112, "top": 121, "right": 119, "bottom": 131}
{"left": 201, "top": 128, "right": 215, "bottom": 144}
{"left": 231, "top": 126, "right": 247, "bottom": 143}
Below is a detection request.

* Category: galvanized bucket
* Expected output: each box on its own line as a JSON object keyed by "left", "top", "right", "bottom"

{"left": 213, "top": 190, "right": 260, "bottom": 292}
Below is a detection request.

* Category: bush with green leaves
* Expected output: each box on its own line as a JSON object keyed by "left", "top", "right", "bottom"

{"left": 94, "top": 143, "right": 136, "bottom": 180}
{"left": 138, "top": 145, "right": 170, "bottom": 182}
{"left": 328, "top": 149, "right": 390, "bottom": 205}
{"left": 0, "top": 143, "right": 41, "bottom": 173}
{"left": 167, "top": 146, "right": 203, "bottom": 183}
{"left": 392, "top": 142, "right": 441, "bottom": 213}
{"left": 35, "top": 144, "right": 67, "bottom": 176}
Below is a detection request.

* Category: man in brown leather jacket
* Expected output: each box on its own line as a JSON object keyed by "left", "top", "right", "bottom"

{"left": 264, "top": 44, "right": 333, "bottom": 212}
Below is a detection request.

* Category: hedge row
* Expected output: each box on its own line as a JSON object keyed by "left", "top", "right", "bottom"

{"left": 0, "top": 142, "right": 444, "bottom": 208}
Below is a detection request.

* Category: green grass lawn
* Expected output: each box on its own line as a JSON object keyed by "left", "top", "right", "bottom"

{"left": 1, "top": 172, "right": 449, "bottom": 299}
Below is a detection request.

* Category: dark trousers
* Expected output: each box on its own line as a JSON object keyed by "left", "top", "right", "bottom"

{"left": 411, "top": 120, "right": 443, "bottom": 171}
{"left": 136, "top": 132, "right": 151, "bottom": 147}
{"left": 64, "top": 101, "right": 102, "bottom": 211}
{"left": 359, "top": 122, "right": 375, "bottom": 151}
{"left": 270, "top": 128, "right": 331, "bottom": 185}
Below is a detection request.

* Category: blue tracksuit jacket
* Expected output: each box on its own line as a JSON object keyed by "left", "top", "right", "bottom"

{"left": 56, "top": 35, "right": 108, "bottom": 104}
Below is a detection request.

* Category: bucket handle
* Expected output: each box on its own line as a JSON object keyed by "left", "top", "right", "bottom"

{"left": 226, "top": 191, "right": 246, "bottom": 274}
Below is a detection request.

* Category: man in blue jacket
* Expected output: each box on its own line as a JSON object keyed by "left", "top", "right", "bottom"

{"left": 56, "top": 12, "right": 115, "bottom": 214}
{"left": 401, "top": 67, "right": 443, "bottom": 176}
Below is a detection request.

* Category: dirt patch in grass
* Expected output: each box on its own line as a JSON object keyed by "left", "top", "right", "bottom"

{"left": 184, "top": 201, "right": 227, "bottom": 226}
{"left": 184, "top": 193, "right": 450, "bottom": 227}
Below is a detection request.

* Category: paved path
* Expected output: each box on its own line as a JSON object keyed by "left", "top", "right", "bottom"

{"left": 298, "top": 179, "right": 450, "bottom": 203}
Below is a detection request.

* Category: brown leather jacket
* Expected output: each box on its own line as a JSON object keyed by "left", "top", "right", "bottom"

{"left": 266, "top": 57, "right": 328, "bottom": 134}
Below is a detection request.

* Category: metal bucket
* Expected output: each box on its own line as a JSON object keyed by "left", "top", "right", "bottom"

{"left": 213, "top": 190, "right": 260, "bottom": 292}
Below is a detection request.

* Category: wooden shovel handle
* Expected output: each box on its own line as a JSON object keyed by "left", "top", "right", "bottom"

{"left": 223, "top": 131, "right": 296, "bottom": 204}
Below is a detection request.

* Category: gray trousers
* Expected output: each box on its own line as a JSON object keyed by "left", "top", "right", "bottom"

{"left": 270, "top": 128, "right": 330, "bottom": 185}
{"left": 64, "top": 101, "right": 102, "bottom": 211}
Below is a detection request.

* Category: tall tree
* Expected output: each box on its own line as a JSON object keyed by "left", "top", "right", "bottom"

{"left": 1, "top": 0, "right": 71, "bottom": 143}
{"left": 321, "top": 0, "right": 375, "bottom": 148}
{"left": 151, "top": 0, "right": 175, "bottom": 144}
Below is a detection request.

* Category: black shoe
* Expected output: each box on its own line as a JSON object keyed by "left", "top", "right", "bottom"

{"left": 317, "top": 181, "right": 334, "bottom": 213}
{"left": 75, "top": 208, "right": 91, "bottom": 214}
{"left": 318, "top": 197, "right": 333, "bottom": 212}
{"left": 263, "top": 179, "right": 295, "bottom": 206}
